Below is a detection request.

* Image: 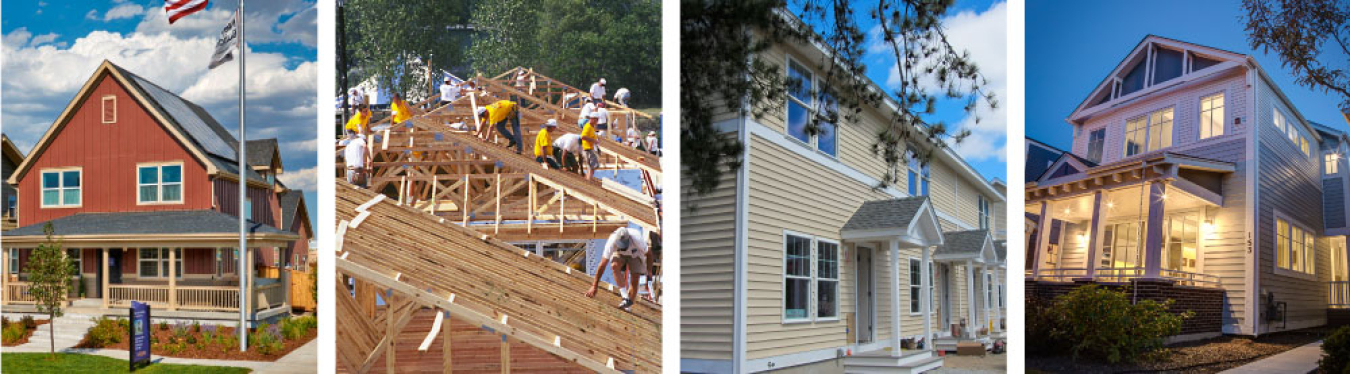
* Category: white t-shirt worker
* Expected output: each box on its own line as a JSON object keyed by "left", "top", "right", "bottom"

{"left": 586, "top": 227, "right": 650, "bottom": 309}
{"left": 589, "top": 78, "right": 606, "bottom": 102}
{"left": 343, "top": 135, "right": 369, "bottom": 187}
{"left": 439, "top": 81, "right": 459, "bottom": 103}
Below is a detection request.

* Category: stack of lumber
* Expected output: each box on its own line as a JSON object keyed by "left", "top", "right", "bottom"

{"left": 335, "top": 180, "right": 661, "bottom": 373}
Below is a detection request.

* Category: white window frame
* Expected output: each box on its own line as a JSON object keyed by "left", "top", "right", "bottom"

{"left": 1327, "top": 153, "right": 1340, "bottom": 175}
{"left": 9, "top": 249, "right": 19, "bottom": 274}
{"left": 978, "top": 195, "right": 991, "bottom": 230}
{"left": 1275, "top": 109, "right": 1312, "bottom": 158}
{"left": 908, "top": 258, "right": 923, "bottom": 315}
{"left": 39, "top": 167, "right": 82, "bottom": 208}
{"left": 1123, "top": 107, "right": 1174, "bottom": 157}
{"left": 137, "top": 248, "right": 183, "bottom": 279}
{"left": 908, "top": 150, "right": 931, "bottom": 196}
{"left": 101, "top": 95, "right": 117, "bottom": 124}
{"left": 781, "top": 230, "right": 842, "bottom": 323}
{"left": 1086, "top": 128, "right": 1106, "bottom": 163}
{"left": 1199, "top": 92, "right": 1224, "bottom": 139}
{"left": 783, "top": 55, "right": 839, "bottom": 158}
{"left": 137, "top": 162, "right": 185, "bottom": 205}
{"left": 1274, "top": 210, "right": 1317, "bottom": 279}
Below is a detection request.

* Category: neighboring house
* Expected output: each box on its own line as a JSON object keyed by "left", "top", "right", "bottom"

{"left": 682, "top": 14, "right": 1007, "bottom": 373}
{"left": 2, "top": 134, "right": 22, "bottom": 231}
{"left": 1026, "top": 35, "right": 1350, "bottom": 339}
{"left": 0, "top": 61, "right": 301, "bottom": 326}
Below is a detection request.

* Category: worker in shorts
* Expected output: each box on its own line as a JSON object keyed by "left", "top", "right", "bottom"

{"left": 580, "top": 116, "right": 601, "bottom": 180}
{"left": 585, "top": 227, "right": 652, "bottom": 309}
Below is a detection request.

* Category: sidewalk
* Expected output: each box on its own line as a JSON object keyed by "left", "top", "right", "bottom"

{"left": 1219, "top": 340, "right": 1322, "bottom": 374}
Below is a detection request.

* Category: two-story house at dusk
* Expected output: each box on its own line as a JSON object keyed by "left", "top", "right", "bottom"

{"left": 1025, "top": 35, "right": 1350, "bottom": 340}
{"left": 1, "top": 61, "right": 307, "bottom": 326}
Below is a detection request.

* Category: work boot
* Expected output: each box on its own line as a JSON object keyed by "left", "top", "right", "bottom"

{"left": 617, "top": 298, "right": 633, "bottom": 310}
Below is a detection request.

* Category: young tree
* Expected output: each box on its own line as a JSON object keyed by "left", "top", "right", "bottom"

{"left": 343, "top": 0, "right": 473, "bottom": 99}
{"left": 27, "top": 223, "right": 72, "bottom": 357}
{"left": 682, "top": 0, "right": 993, "bottom": 197}
{"left": 1244, "top": 0, "right": 1350, "bottom": 110}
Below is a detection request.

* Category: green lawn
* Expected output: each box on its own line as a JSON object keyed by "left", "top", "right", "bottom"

{"left": 2, "top": 353, "right": 251, "bottom": 373}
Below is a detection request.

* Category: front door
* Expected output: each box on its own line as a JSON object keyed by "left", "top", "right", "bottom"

{"left": 856, "top": 246, "right": 875, "bottom": 344}
{"left": 109, "top": 249, "right": 123, "bottom": 285}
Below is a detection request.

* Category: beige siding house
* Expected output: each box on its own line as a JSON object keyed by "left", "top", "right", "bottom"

{"left": 682, "top": 22, "right": 1007, "bottom": 374}
{"left": 1026, "top": 35, "right": 1350, "bottom": 339}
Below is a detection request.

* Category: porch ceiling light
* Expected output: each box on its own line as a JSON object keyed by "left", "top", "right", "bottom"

{"left": 1106, "top": 200, "right": 1116, "bottom": 210}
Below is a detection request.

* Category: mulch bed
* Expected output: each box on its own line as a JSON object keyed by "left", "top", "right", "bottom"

{"left": 85, "top": 325, "right": 316, "bottom": 362}
{"left": 1027, "top": 327, "right": 1330, "bottom": 374}
{"left": 1, "top": 319, "right": 51, "bottom": 347}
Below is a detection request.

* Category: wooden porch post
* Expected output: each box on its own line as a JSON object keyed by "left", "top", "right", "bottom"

{"left": 1143, "top": 181, "right": 1168, "bottom": 279}
{"left": 1032, "top": 201, "right": 1050, "bottom": 278}
{"left": 102, "top": 248, "right": 109, "bottom": 309}
{"left": 283, "top": 247, "right": 292, "bottom": 312}
{"left": 966, "top": 259, "right": 976, "bottom": 339}
{"left": 2, "top": 248, "right": 7, "bottom": 306}
{"left": 889, "top": 239, "right": 902, "bottom": 355}
{"left": 1085, "top": 191, "right": 1105, "bottom": 279}
{"left": 247, "top": 247, "right": 255, "bottom": 318}
{"left": 169, "top": 248, "right": 178, "bottom": 311}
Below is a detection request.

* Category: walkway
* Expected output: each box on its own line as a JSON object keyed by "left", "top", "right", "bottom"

{"left": 1219, "top": 340, "right": 1322, "bottom": 374}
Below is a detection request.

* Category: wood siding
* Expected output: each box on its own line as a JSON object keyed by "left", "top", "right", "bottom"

{"left": 212, "top": 178, "right": 279, "bottom": 227}
{"left": 681, "top": 159, "right": 738, "bottom": 361}
{"left": 15, "top": 74, "right": 212, "bottom": 225}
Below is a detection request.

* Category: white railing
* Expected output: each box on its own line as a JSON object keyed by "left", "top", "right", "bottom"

{"left": 1332, "top": 281, "right": 1350, "bottom": 309}
{"left": 5, "top": 282, "right": 35, "bottom": 304}
{"left": 1159, "top": 269, "right": 1223, "bottom": 287}
{"left": 255, "top": 281, "right": 285, "bottom": 310}
{"left": 1034, "top": 267, "right": 1090, "bottom": 281}
{"left": 1032, "top": 266, "right": 1221, "bottom": 288}
{"left": 108, "top": 284, "right": 170, "bottom": 307}
{"left": 176, "top": 286, "right": 240, "bottom": 311}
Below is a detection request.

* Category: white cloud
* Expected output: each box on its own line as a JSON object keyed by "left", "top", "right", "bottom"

{"left": 277, "top": 166, "right": 316, "bottom": 192}
{"left": 86, "top": 10, "right": 100, "bottom": 20}
{"left": 132, "top": 1, "right": 317, "bottom": 48}
{"left": 28, "top": 33, "right": 59, "bottom": 46}
{"left": 104, "top": 3, "right": 145, "bottom": 21}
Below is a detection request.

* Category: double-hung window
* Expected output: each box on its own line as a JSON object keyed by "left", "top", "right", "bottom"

{"left": 1124, "top": 107, "right": 1173, "bottom": 157}
{"left": 1275, "top": 216, "right": 1315, "bottom": 275}
{"left": 908, "top": 258, "right": 931, "bottom": 314}
{"left": 1199, "top": 93, "right": 1224, "bottom": 139}
{"left": 1086, "top": 129, "right": 1106, "bottom": 163}
{"left": 785, "top": 58, "right": 838, "bottom": 156}
{"left": 138, "top": 163, "right": 183, "bottom": 204}
{"left": 1327, "top": 153, "right": 1340, "bottom": 175}
{"left": 66, "top": 249, "right": 81, "bottom": 275}
{"left": 9, "top": 249, "right": 18, "bottom": 274}
{"left": 138, "top": 248, "right": 182, "bottom": 279}
{"left": 40, "top": 169, "right": 81, "bottom": 207}
{"left": 907, "top": 150, "right": 930, "bottom": 196}
{"left": 783, "top": 233, "right": 840, "bottom": 322}
{"left": 978, "top": 195, "right": 991, "bottom": 230}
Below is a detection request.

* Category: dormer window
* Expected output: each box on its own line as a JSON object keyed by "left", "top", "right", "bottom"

{"left": 1124, "top": 107, "right": 1173, "bottom": 157}
{"left": 102, "top": 95, "right": 116, "bottom": 124}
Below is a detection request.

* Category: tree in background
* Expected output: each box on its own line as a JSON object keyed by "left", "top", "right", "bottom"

{"left": 1244, "top": 0, "right": 1350, "bottom": 110}
{"left": 27, "top": 223, "right": 72, "bottom": 357}
{"left": 470, "top": 0, "right": 662, "bottom": 108}
{"left": 681, "top": 0, "right": 995, "bottom": 196}
{"left": 343, "top": 0, "right": 473, "bottom": 99}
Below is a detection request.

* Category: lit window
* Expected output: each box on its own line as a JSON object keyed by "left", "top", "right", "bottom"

{"left": 1199, "top": 93, "right": 1224, "bottom": 139}
{"left": 1124, "top": 108, "right": 1172, "bottom": 157}
{"left": 138, "top": 164, "right": 183, "bottom": 203}
{"left": 1274, "top": 110, "right": 1287, "bottom": 132}
{"left": 40, "top": 169, "right": 81, "bottom": 207}
{"left": 1276, "top": 217, "right": 1316, "bottom": 275}
{"left": 1327, "top": 154, "right": 1340, "bottom": 175}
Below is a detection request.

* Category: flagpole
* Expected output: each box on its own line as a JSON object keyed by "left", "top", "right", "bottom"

{"left": 237, "top": 0, "right": 249, "bottom": 352}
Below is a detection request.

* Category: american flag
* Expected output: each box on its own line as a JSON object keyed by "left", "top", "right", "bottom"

{"left": 165, "top": 0, "right": 209, "bottom": 24}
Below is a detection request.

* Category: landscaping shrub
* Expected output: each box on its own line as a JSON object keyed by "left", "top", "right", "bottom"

{"left": 192, "top": 321, "right": 201, "bottom": 333}
{"left": 1055, "top": 285, "right": 1191, "bottom": 363}
{"left": 158, "top": 321, "right": 169, "bottom": 331}
{"left": 280, "top": 316, "right": 317, "bottom": 340}
{"left": 2, "top": 316, "right": 10, "bottom": 327}
{"left": 20, "top": 315, "right": 35, "bottom": 330}
{"left": 250, "top": 324, "right": 284, "bottom": 355}
{"left": 2, "top": 322, "right": 26, "bottom": 344}
{"left": 82, "top": 317, "right": 124, "bottom": 348}
{"left": 1025, "top": 295, "right": 1068, "bottom": 355}
{"left": 1320, "top": 325, "right": 1350, "bottom": 374}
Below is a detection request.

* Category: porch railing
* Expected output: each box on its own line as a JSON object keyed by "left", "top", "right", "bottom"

{"left": 255, "top": 281, "right": 285, "bottom": 310}
{"left": 1033, "top": 267, "right": 1221, "bottom": 287}
{"left": 176, "top": 286, "right": 240, "bottom": 311}
{"left": 5, "top": 282, "right": 36, "bottom": 304}
{"left": 109, "top": 285, "right": 170, "bottom": 307}
{"left": 1332, "top": 281, "right": 1350, "bottom": 309}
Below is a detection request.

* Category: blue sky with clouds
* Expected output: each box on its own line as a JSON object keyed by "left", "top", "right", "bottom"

{"left": 2, "top": 0, "right": 317, "bottom": 225}
{"left": 796, "top": 0, "right": 1008, "bottom": 183}
{"left": 1026, "top": 0, "right": 1348, "bottom": 153}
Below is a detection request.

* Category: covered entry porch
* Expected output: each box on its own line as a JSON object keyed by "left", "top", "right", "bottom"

{"left": 839, "top": 197, "right": 946, "bottom": 372}
{"left": 932, "top": 229, "right": 1002, "bottom": 348}
{"left": 1, "top": 210, "right": 298, "bottom": 324}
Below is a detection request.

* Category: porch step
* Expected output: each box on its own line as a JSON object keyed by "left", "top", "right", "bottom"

{"left": 935, "top": 337, "right": 992, "bottom": 352}
{"left": 8, "top": 313, "right": 98, "bottom": 351}
{"left": 844, "top": 351, "right": 943, "bottom": 374}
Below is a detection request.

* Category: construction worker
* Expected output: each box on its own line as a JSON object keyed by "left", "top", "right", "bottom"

{"left": 644, "top": 131, "right": 661, "bottom": 156}
{"left": 585, "top": 227, "right": 652, "bottom": 310}
{"left": 625, "top": 126, "right": 640, "bottom": 148}
{"left": 580, "top": 116, "right": 601, "bottom": 180}
{"left": 589, "top": 78, "right": 606, "bottom": 103}
{"left": 534, "top": 119, "right": 561, "bottom": 169}
{"left": 344, "top": 104, "right": 372, "bottom": 135}
{"left": 438, "top": 78, "right": 458, "bottom": 106}
{"left": 553, "top": 132, "right": 583, "bottom": 174}
{"left": 594, "top": 102, "right": 610, "bottom": 137}
{"left": 390, "top": 92, "right": 413, "bottom": 126}
{"left": 477, "top": 100, "right": 523, "bottom": 154}
{"left": 578, "top": 99, "right": 596, "bottom": 127}
{"left": 342, "top": 130, "right": 371, "bottom": 188}
{"left": 614, "top": 87, "right": 630, "bottom": 107}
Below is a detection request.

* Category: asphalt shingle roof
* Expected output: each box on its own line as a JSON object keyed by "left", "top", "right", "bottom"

{"left": 278, "top": 190, "right": 308, "bottom": 231}
{"left": 246, "top": 139, "right": 279, "bottom": 168}
{"left": 934, "top": 230, "right": 990, "bottom": 257}
{"left": 842, "top": 197, "right": 928, "bottom": 232}
{"left": 4, "top": 210, "right": 289, "bottom": 237}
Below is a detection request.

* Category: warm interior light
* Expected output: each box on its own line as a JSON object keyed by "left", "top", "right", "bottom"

{"left": 1106, "top": 200, "right": 1116, "bottom": 210}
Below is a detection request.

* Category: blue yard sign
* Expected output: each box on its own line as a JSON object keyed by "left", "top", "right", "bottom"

{"left": 130, "top": 301, "right": 151, "bottom": 370}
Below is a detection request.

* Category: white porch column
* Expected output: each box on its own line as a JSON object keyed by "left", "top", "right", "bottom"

{"left": 984, "top": 267, "right": 992, "bottom": 333}
{"left": 1085, "top": 191, "right": 1105, "bottom": 279}
{"left": 1032, "top": 201, "right": 1050, "bottom": 278}
{"left": 1143, "top": 181, "right": 1168, "bottom": 279}
{"left": 247, "top": 247, "right": 255, "bottom": 319}
{"left": 3, "top": 248, "right": 9, "bottom": 306}
{"left": 283, "top": 247, "right": 292, "bottom": 311}
{"left": 102, "top": 248, "right": 109, "bottom": 309}
{"left": 921, "top": 245, "right": 932, "bottom": 351}
{"left": 169, "top": 248, "right": 177, "bottom": 311}
{"left": 890, "top": 239, "right": 902, "bottom": 355}
{"left": 993, "top": 267, "right": 1003, "bottom": 333}
{"left": 965, "top": 259, "right": 977, "bottom": 339}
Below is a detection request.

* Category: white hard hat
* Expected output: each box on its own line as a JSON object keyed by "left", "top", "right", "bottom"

{"left": 476, "top": 106, "right": 488, "bottom": 116}
{"left": 599, "top": 78, "right": 607, "bottom": 85}
{"left": 544, "top": 119, "right": 558, "bottom": 127}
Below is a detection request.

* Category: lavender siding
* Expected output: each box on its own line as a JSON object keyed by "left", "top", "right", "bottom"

{"left": 1325, "top": 178, "right": 1345, "bottom": 229}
